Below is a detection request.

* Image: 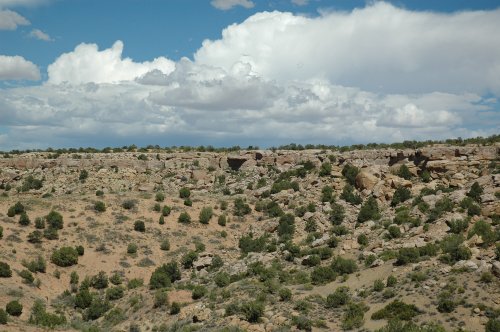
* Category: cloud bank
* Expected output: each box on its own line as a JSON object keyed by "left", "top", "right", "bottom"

{"left": 0, "top": 55, "right": 40, "bottom": 80}
{"left": 0, "top": 2, "right": 499, "bottom": 150}
{"left": 0, "top": 9, "right": 29, "bottom": 30}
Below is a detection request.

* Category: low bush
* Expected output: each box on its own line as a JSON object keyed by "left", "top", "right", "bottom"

{"left": 178, "top": 212, "right": 191, "bottom": 223}
{"left": 179, "top": 187, "right": 191, "bottom": 198}
{"left": 6, "top": 300, "right": 22, "bottom": 316}
{"left": 51, "top": 247, "right": 78, "bottom": 267}
{"left": 241, "top": 301, "right": 264, "bottom": 323}
{"left": 170, "top": 302, "right": 181, "bottom": 315}
{"left": 239, "top": 234, "right": 268, "bottom": 254}
{"left": 371, "top": 300, "right": 420, "bottom": 320}
{"left": 331, "top": 256, "right": 357, "bottom": 275}
{"left": 341, "top": 302, "right": 368, "bottom": 330}
{"left": 310, "top": 266, "right": 337, "bottom": 285}
{"left": 94, "top": 201, "right": 106, "bottom": 212}
{"left": 155, "top": 192, "right": 165, "bottom": 202}
{"left": 191, "top": 285, "right": 207, "bottom": 300}
{"left": 0, "top": 309, "right": 7, "bottom": 324}
{"left": 326, "top": 286, "right": 350, "bottom": 308}
{"left": 341, "top": 184, "right": 362, "bottom": 205}
{"left": 199, "top": 206, "right": 213, "bottom": 224}
{"left": 357, "top": 197, "right": 380, "bottom": 223}
{"left": 342, "top": 164, "right": 359, "bottom": 185}
{"left": 391, "top": 186, "right": 411, "bottom": 206}
{"left": 133, "top": 220, "right": 145, "bottom": 232}
{"left": 181, "top": 251, "right": 198, "bottom": 269}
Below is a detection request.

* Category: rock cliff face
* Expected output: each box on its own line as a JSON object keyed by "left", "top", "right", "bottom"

{"left": 0, "top": 143, "right": 498, "bottom": 331}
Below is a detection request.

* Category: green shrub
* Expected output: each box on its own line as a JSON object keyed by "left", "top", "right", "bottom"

{"left": 127, "top": 243, "right": 137, "bottom": 254}
{"left": 330, "top": 202, "right": 345, "bottom": 225}
{"left": 178, "top": 211, "right": 191, "bottom": 223}
{"left": 127, "top": 278, "right": 143, "bottom": 290}
{"left": 160, "top": 239, "right": 170, "bottom": 251}
{"left": 19, "top": 269, "right": 34, "bottom": 284}
{"left": 321, "top": 185, "right": 334, "bottom": 202}
{"left": 467, "top": 181, "right": 483, "bottom": 202}
{"left": 84, "top": 298, "right": 111, "bottom": 321}
{"left": 170, "top": 302, "right": 181, "bottom": 315}
{"left": 241, "top": 301, "right": 264, "bottom": 323}
{"left": 149, "top": 262, "right": 181, "bottom": 290}
{"left": 19, "top": 212, "right": 30, "bottom": 226}
{"left": 5, "top": 300, "right": 22, "bottom": 316}
{"left": 386, "top": 275, "right": 397, "bottom": 287}
{"left": 75, "top": 245, "right": 84, "bottom": 256}
{"left": 440, "top": 234, "right": 471, "bottom": 264}
{"left": 319, "top": 162, "right": 332, "bottom": 177}
{"left": 95, "top": 190, "right": 104, "bottom": 196}
{"left": 45, "top": 211, "right": 63, "bottom": 229}
{"left": 387, "top": 225, "right": 402, "bottom": 239}
{"left": 79, "top": 170, "right": 89, "bottom": 182}
{"left": 447, "top": 218, "right": 469, "bottom": 234}
{"left": 27, "top": 231, "right": 43, "bottom": 245}
{"left": 357, "top": 234, "right": 368, "bottom": 246}
{"left": 372, "top": 300, "right": 421, "bottom": 321}
{"left": 44, "top": 227, "right": 59, "bottom": 239}
{"left": 122, "top": 199, "right": 136, "bottom": 210}
{"left": 218, "top": 214, "right": 227, "bottom": 226}
{"left": 331, "top": 256, "right": 357, "bottom": 275}
{"left": 396, "top": 247, "right": 420, "bottom": 265}
{"left": 155, "top": 192, "right": 165, "bottom": 202}
{"left": 35, "top": 217, "right": 45, "bottom": 229}
{"left": 133, "top": 220, "right": 145, "bottom": 232}
{"left": 154, "top": 289, "right": 169, "bottom": 308}
{"left": 397, "top": 164, "right": 413, "bottom": 180}
{"left": 342, "top": 164, "right": 359, "bottom": 185}
{"left": 340, "top": 184, "right": 362, "bottom": 205}
{"left": 7, "top": 201, "right": 25, "bottom": 217}
{"left": 427, "top": 197, "right": 454, "bottom": 222}
{"left": 468, "top": 220, "right": 497, "bottom": 246}
{"left": 270, "top": 180, "right": 299, "bottom": 194}
{"left": 239, "top": 234, "right": 268, "bottom": 254}
{"left": 0, "top": 309, "right": 7, "bottom": 324}
{"left": 357, "top": 197, "right": 380, "bottom": 223}
{"left": 74, "top": 289, "right": 93, "bottom": 309}
{"left": 341, "top": 302, "right": 368, "bottom": 330}
{"left": 233, "top": 198, "right": 251, "bottom": 216}
{"left": 158, "top": 215, "right": 165, "bottom": 224}
{"left": 279, "top": 288, "right": 292, "bottom": 301}
{"left": 179, "top": 187, "right": 191, "bottom": 198}
{"left": 162, "top": 205, "right": 171, "bottom": 216}
{"left": 191, "top": 285, "right": 207, "bottom": 300}
{"left": 486, "top": 319, "right": 500, "bottom": 332}
{"left": 0, "top": 225, "right": 2, "bottom": 239}
{"left": 373, "top": 279, "right": 385, "bottom": 292}
{"left": 437, "top": 291, "right": 456, "bottom": 313}
{"left": 391, "top": 186, "right": 411, "bottom": 206}
{"left": 184, "top": 198, "right": 192, "bottom": 206}
{"left": 277, "top": 213, "right": 295, "bottom": 239}
{"left": 199, "top": 206, "right": 213, "bottom": 224}
{"left": 326, "top": 286, "right": 350, "bottom": 308}
{"left": 106, "top": 286, "right": 124, "bottom": 301}
{"left": 311, "top": 266, "right": 337, "bottom": 285}
{"left": 94, "top": 201, "right": 106, "bottom": 212}
{"left": 181, "top": 251, "right": 198, "bottom": 269}
{"left": 23, "top": 255, "right": 46, "bottom": 273}
{"left": 91, "top": 271, "right": 109, "bottom": 289}
{"left": 51, "top": 247, "right": 78, "bottom": 267}
{"left": 215, "top": 272, "right": 231, "bottom": 288}
{"left": 420, "top": 170, "right": 431, "bottom": 183}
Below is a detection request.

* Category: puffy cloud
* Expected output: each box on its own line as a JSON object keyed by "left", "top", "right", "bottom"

{"left": 0, "top": 58, "right": 496, "bottom": 150}
{"left": 47, "top": 40, "right": 175, "bottom": 84}
{"left": 0, "top": 55, "right": 40, "bottom": 80}
{"left": 211, "top": 0, "right": 254, "bottom": 10}
{"left": 29, "top": 28, "right": 52, "bottom": 41}
{"left": 0, "top": 9, "right": 29, "bottom": 30}
{"left": 195, "top": 3, "right": 500, "bottom": 95}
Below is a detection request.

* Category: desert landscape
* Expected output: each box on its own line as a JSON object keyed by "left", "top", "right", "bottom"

{"left": 0, "top": 139, "right": 498, "bottom": 332}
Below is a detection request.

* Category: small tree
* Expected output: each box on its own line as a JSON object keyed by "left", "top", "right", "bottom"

{"left": 199, "top": 207, "right": 213, "bottom": 224}
{"left": 397, "top": 164, "right": 413, "bottom": 180}
{"left": 51, "top": 247, "right": 78, "bottom": 267}
{"left": 19, "top": 212, "right": 31, "bottom": 226}
{"left": 94, "top": 201, "right": 106, "bottom": 212}
{"left": 134, "top": 220, "right": 145, "bottom": 232}
{"left": 357, "top": 197, "right": 380, "bottom": 223}
{"left": 0, "top": 262, "right": 12, "bottom": 277}
{"left": 179, "top": 187, "right": 191, "bottom": 199}
{"left": 45, "top": 211, "right": 63, "bottom": 230}
{"left": 6, "top": 300, "right": 22, "bottom": 316}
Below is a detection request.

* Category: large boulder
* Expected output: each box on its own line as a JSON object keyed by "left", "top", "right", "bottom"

{"left": 355, "top": 171, "right": 379, "bottom": 191}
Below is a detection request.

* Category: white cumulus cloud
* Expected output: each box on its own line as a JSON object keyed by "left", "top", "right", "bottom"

{"left": 0, "top": 55, "right": 40, "bottom": 80}
{"left": 195, "top": 3, "right": 500, "bottom": 95}
{"left": 47, "top": 40, "right": 175, "bottom": 84}
{"left": 0, "top": 9, "right": 29, "bottom": 30}
{"left": 211, "top": 0, "right": 254, "bottom": 10}
{"left": 29, "top": 28, "right": 52, "bottom": 41}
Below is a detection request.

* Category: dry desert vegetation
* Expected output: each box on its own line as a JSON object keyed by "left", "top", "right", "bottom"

{"left": 0, "top": 140, "right": 499, "bottom": 332}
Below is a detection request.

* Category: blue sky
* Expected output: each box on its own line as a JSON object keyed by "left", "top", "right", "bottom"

{"left": 0, "top": 0, "right": 499, "bottom": 150}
